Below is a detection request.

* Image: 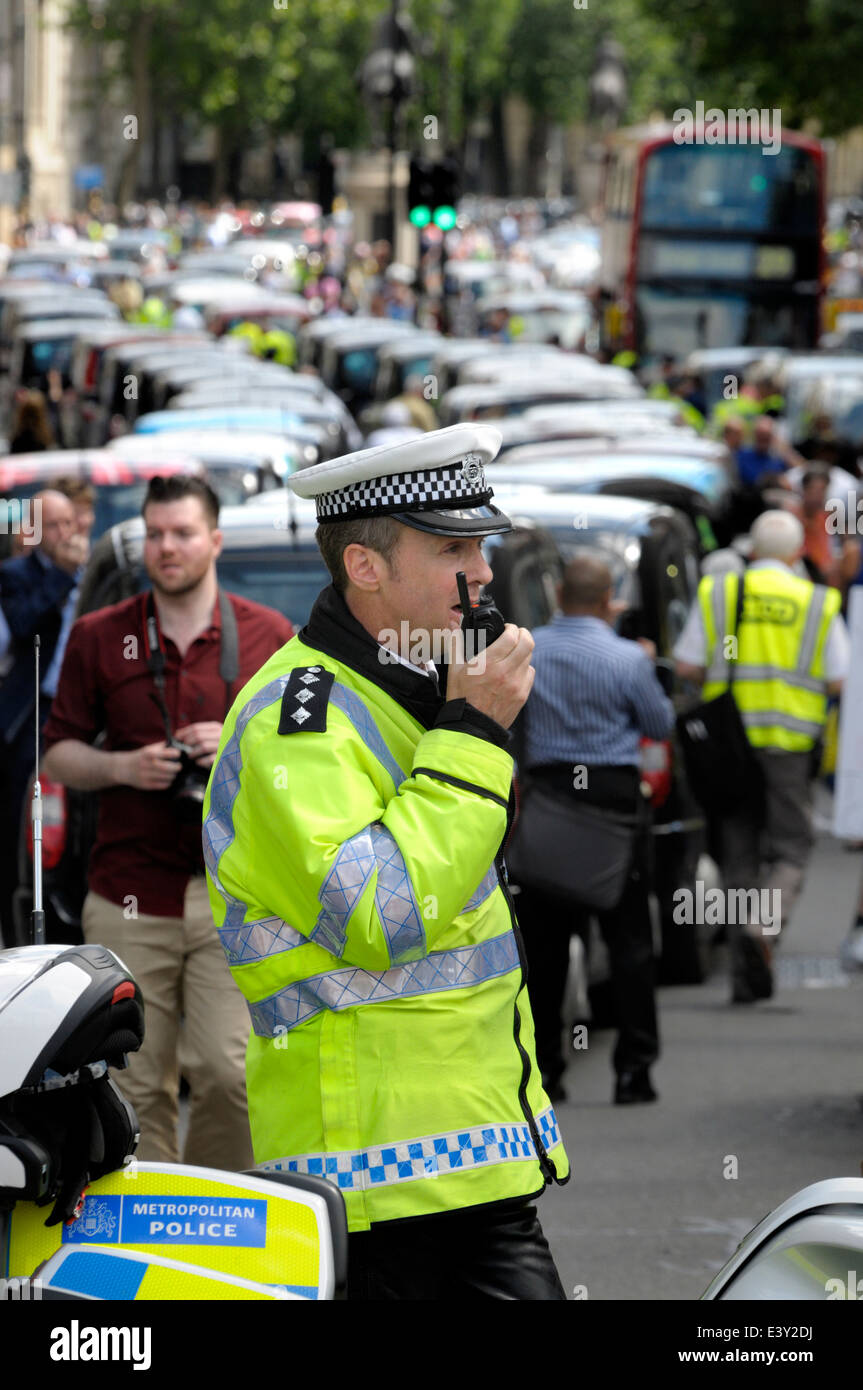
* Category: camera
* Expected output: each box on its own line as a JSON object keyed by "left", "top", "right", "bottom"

{"left": 166, "top": 737, "right": 209, "bottom": 823}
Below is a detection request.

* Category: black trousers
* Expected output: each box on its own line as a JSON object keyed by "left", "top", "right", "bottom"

{"left": 518, "top": 874, "right": 659, "bottom": 1084}
{"left": 515, "top": 765, "right": 659, "bottom": 1085}
{"left": 346, "top": 1201, "right": 567, "bottom": 1300}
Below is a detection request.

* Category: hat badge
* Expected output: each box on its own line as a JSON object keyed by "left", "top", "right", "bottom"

{"left": 460, "top": 453, "right": 484, "bottom": 488}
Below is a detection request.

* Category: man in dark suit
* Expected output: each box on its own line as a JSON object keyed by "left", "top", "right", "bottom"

{"left": 0, "top": 489, "right": 88, "bottom": 942}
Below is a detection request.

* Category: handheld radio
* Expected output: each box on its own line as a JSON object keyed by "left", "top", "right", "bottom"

{"left": 456, "top": 570, "right": 506, "bottom": 660}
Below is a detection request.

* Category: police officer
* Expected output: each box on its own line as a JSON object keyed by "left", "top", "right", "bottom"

{"left": 674, "top": 511, "right": 849, "bottom": 1002}
{"left": 202, "top": 424, "right": 569, "bottom": 1300}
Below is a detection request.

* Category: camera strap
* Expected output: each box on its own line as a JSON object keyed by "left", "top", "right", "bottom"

{"left": 141, "top": 589, "right": 240, "bottom": 725}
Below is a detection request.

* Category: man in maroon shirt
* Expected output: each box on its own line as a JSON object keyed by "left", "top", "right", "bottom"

{"left": 42, "top": 475, "right": 294, "bottom": 1169}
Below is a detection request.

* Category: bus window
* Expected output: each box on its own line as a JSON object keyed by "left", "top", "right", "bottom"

{"left": 641, "top": 144, "right": 819, "bottom": 236}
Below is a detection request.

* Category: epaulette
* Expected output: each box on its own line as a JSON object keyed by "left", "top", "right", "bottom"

{"left": 277, "top": 665, "right": 335, "bottom": 734}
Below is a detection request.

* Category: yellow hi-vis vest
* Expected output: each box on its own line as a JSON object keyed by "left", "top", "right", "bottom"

{"left": 203, "top": 630, "right": 568, "bottom": 1232}
{"left": 699, "top": 566, "right": 840, "bottom": 752}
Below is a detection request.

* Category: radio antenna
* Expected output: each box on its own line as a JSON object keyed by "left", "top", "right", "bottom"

{"left": 31, "top": 635, "right": 45, "bottom": 945}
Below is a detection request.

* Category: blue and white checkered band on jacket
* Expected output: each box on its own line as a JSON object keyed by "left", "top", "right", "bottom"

{"left": 315, "top": 458, "right": 492, "bottom": 522}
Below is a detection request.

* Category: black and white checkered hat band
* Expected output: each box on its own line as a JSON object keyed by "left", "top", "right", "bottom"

{"left": 315, "top": 461, "right": 492, "bottom": 522}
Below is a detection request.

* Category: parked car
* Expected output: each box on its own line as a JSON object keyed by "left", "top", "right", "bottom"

{"left": 791, "top": 365, "right": 863, "bottom": 449}
{"left": 372, "top": 334, "right": 444, "bottom": 402}
{"left": 67, "top": 325, "right": 197, "bottom": 446}
{"left": 296, "top": 314, "right": 388, "bottom": 373}
{"left": 779, "top": 353, "right": 863, "bottom": 443}
{"left": 489, "top": 486, "right": 710, "bottom": 987}
{"left": 429, "top": 338, "right": 508, "bottom": 400}
{"left": 0, "top": 286, "right": 118, "bottom": 368}
{"left": 502, "top": 431, "right": 734, "bottom": 473}
{"left": 488, "top": 449, "right": 735, "bottom": 550}
{"left": 146, "top": 358, "right": 304, "bottom": 413}
{"left": 167, "top": 382, "right": 362, "bottom": 453}
{"left": 317, "top": 322, "right": 421, "bottom": 412}
{"left": 436, "top": 373, "right": 645, "bottom": 427}
{"left": 130, "top": 406, "right": 334, "bottom": 462}
{"left": 107, "top": 427, "right": 313, "bottom": 483}
{"left": 454, "top": 347, "right": 603, "bottom": 387}
{"left": 474, "top": 290, "right": 594, "bottom": 350}
{"left": 0, "top": 449, "right": 203, "bottom": 559}
{"left": 95, "top": 340, "right": 263, "bottom": 431}
{"left": 493, "top": 401, "right": 694, "bottom": 458}
{"left": 102, "top": 229, "right": 172, "bottom": 272}
{"left": 113, "top": 343, "right": 259, "bottom": 426}
{"left": 6, "top": 241, "right": 108, "bottom": 278}
{"left": 684, "top": 346, "right": 789, "bottom": 413}
{"left": 6, "top": 317, "right": 124, "bottom": 423}
{"left": 81, "top": 331, "right": 212, "bottom": 443}
{"left": 204, "top": 292, "right": 314, "bottom": 339}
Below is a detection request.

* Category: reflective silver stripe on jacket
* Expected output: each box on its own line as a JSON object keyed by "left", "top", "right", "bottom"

{"left": 740, "top": 710, "right": 824, "bottom": 738}
{"left": 329, "top": 682, "right": 406, "bottom": 789}
{"left": 205, "top": 675, "right": 291, "bottom": 933}
{"left": 257, "top": 1106, "right": 561, "bottom": 1192}
{"left": 247, "top": 930, "right": 520, "bottom": 1036}
{"left": 795, "top": 585, "right": 828, "bottom": 676}
{"left": 731, "top": 664, "right": 825, "bottom": 693}
{"left": 462, "top": 862, "right": 499, "bottom": 912}
{"left": 222, "top": 857, "right": 501, "bottom": 967}
{"left": 706, "top": 577, "right": 731, "bottom": 681}
{"left": 706, "top": 578, "right": 830, "bottom": 692}
{"left": 205, "top": 673, "right": 406, "bottom": 939}
{"left": 311, "top": 823, "right": 426, "bottom": 965}
{"left": 221, "top": 915, "right": 306, "bottom": 965}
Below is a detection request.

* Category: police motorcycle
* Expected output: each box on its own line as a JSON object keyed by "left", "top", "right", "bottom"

{"left": 1, "top": 647, "right": 348, "bottom": 1303}
{"left": 0, "top": 945, "right": 348, "bottom": 1301}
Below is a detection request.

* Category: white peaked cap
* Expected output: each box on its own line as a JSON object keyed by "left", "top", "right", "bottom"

{"left": 288, "top": 422, "right": 511, "bottom": 536}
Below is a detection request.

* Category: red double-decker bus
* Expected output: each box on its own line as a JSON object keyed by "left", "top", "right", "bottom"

{"left": 599, "top": 122, "right": 826, "bottom": 362}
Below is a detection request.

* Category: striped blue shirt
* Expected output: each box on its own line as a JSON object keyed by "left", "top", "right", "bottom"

{"left": 525, "top": 615, "right": 675, "bottom": 768}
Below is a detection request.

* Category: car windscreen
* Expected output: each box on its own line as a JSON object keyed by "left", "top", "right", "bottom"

{"left": 542, "top": 526, "right": 641, "bottom": 613}
{"left": 22, "top": 336, "right": 76, "bottom": 384}
{"left": 396, "top": 354, "right": 435, "bottom": 390}
{"left": 338, "top": 347, "right": 378, "bottom": 395}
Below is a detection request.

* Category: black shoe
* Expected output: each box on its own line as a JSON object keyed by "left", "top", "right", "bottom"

{"left": 732, "top": 936, "right": 773, "bottom": 1003}
{"left": 614, "top": 1069, "right": 657, "bottom": 1105}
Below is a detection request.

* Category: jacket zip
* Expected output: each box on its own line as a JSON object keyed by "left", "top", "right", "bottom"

{"left": 494, "top": 848, "right": 563, "bottom": 1187}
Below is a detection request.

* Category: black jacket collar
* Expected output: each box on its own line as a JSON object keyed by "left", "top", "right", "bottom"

{"left": 300, "top": 584, "right": 447, "bottom": 731}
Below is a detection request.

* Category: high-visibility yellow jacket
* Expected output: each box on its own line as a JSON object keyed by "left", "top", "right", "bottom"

{"left": 203, "top": 586, "right": 569, "bottom": 1232}
{"left": 698, "top": 565, "right": 840, "bottom": 752}
{"left": 260, "top": 328, "right": 296, "bottom": 366}
{"left": 647, "top": 382, "right": 705, "bottom": 432}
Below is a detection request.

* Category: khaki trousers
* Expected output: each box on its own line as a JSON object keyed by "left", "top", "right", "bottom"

{"left": 82, "top": 877, "right": 254, "bottom": 1171}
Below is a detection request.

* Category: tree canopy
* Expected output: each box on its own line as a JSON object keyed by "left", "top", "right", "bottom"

{"left": 65, "top": 0, "right": 858, "bottom": 198}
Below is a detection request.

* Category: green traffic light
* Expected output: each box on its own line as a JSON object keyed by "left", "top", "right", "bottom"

{"left": 433, "top": 205, "right": 457, "bottom": 230}
{"left": 409, "top": 205, "right": 431, "bottom": 228}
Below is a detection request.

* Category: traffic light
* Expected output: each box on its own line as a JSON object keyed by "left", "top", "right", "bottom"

{"left": 431, "top": 157, "right": 460, "bottom": 230}
{"left": 408, "top": 156, "right": 435, "bottom": 228}
{"left": 408, "top": 155, "right": 461, "bottom": 230}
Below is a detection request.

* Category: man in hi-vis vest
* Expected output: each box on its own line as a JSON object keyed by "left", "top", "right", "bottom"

{"left": 203, "top": 424, "right": 569, "bottom": 1299}
{"left": 674, "top": 511, "right": 849, "bottom": 1002}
